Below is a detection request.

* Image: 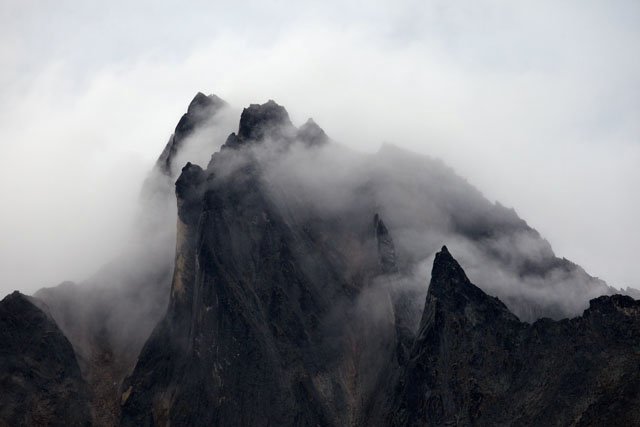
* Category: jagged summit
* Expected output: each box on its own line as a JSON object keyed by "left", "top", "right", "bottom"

{"left": 224, "top": 100, "right": 328, "bottom": 148}
{"left": 187, "top": 92, "right": 225, "bottom": 116}
{"left": 429, "top": 245, "right": 473, "bottom": 296}
{"left": 236, "top": 99, "right": 293, "bottom": 142}
{"left": 156, "top": 92, "right": 227, "bottom": 176}
{"left": 422, "top": 246, "right": 519, "bottom": 327}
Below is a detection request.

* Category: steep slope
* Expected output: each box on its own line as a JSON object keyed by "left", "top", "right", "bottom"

{"left": 0, "top": 291, "right": 91, "bottom": 427}
{"left": 388, "top": 247, "right": 640, "bottom": 426}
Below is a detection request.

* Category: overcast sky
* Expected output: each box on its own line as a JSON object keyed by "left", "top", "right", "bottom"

{"left": 0, "top": 0, "right": 638, "bottom": 296}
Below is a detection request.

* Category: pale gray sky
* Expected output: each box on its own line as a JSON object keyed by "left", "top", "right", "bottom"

{"left": 0, "top": 0, "right": 638, "bottom": 295}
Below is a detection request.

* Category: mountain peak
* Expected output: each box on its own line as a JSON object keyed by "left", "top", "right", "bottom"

{"left": 236, "top": 99, "right": 294, "bottom": 142}
{"left": 429, "top": 246, "right": 471, "bottom": 297}
{"left": 1, "top": 290, "right": 32, "bottom": 311}
{"left": 424, "top": 246, "right": 517, "bottom": 323}
{"left": 297, "top": 117, "right": 329, "bottom": 146}
{"left": 156, "top": 91, "right": 227, "bottom": 176}
{"left": 187, "top": 92, "right": 225, "bottom": 116}
{"left": 180, "top": 92, "right": 226, "bottom": 128}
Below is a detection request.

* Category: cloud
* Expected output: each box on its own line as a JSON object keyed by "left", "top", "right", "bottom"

{"left": 0, "top": 0, "right": 638, "bottom": 297}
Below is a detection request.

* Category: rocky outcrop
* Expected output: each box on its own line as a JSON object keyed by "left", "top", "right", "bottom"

{"left": 388, "top": 247, "right": 640, "bottom": 426}
{"left": 0, "top": 291, "right": 91, "bottom": 427}
{"left": 237, "top": 99, "right": 294, "bottom": 142}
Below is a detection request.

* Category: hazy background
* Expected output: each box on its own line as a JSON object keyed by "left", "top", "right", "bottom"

{"left": 0, "top": 0, "right": 638, "bottom": 296}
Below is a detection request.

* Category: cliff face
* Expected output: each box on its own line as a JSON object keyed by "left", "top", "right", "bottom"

{"left": 0, "top": 292, "right": 91, "bottom": 427}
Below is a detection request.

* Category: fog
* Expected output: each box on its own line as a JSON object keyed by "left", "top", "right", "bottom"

{"left": 227, "top": 132, "right": 604, "bottom": 321}
{"left": 0, "top": 0, "right": 638, "bottom": 298}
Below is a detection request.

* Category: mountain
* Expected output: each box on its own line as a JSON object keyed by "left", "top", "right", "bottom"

{"left": 388, "top": 247, "right": 640, "bottom": 426}
{"left": 2, "top": 93, "right": 638, "bottom": 426}
{"left": 118, "top": 97, "right": 638, "bottom": 425}
{"left": 0, "top": 291, "right": 91, "bottom": 426}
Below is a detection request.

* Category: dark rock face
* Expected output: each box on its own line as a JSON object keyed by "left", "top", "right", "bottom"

{"left": 388, "top": 247, "right": 640, "bottom": 426}
{"left": 237, "top": 99, "right": 294, "bottom": 142}
{"left": 219, "top": 100, "right": 298, "bottom": 153}
{"left": 0, "top": 291, "right": 91, "bottom": 427}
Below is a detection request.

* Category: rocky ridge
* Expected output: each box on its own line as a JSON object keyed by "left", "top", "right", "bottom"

{"left": 389, "top": 246, "right": 640, "bottom": 426}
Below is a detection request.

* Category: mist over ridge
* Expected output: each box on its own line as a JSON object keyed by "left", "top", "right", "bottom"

{"left": 116, "top": 95, "right": 640, "bottom": 426}
{"left": 1, "top": 2, "right": 639, "bottom": 425}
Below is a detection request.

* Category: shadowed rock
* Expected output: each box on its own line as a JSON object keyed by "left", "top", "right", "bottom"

{"left": 236, "top": 99, "right": 294, "bottom": 143}
{"left": 0, "top": 291, "right": 91, "bottom": 427}
{"left": 388, "top": 247, "right": 640, "bottom": 426}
